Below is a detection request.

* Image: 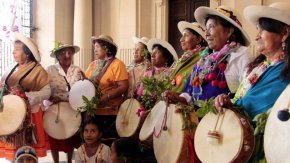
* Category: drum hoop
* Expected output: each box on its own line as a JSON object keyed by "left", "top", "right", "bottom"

{"left": 0, "top": 95, "right": 27, "bottom": 136}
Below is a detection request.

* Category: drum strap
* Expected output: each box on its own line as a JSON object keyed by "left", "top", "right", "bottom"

{"left": 95, "top": 57, "right": 115, "bottom": 85}
{"left": 0, "top": 84, "right": 6, "bottom": 112}
{"left": 63, "top": 76, "right": 71, "bottom": 91}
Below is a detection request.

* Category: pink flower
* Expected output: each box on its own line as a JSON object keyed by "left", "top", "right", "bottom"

{"left": 136, "top": 107, "right": 146, "bottom": 117}
{"left": 137, "top": 85, "right": 144, "bottom": 96}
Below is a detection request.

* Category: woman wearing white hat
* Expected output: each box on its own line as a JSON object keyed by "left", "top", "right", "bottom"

{"left": 136, "top": 38, "right": 177, "bottom": 110}
{"left": 0, "top": 33, "right": 51, "bottom": 160}
{"left": 85, "top": 34, "right": 128, "bottom": 144}
{"left": 215, "top": 2, "right": 290, "bottom": 162}
{"left": 127, "top": 36, "right": 151, "bottom": 97}
{"left": 169, "top": 21, "right": 207, "bottom": 93}
{"left": 45, "top": 43, "right": 83, "bottom": 163}
{"left": 166, "top": 5, "right": 252, "bottom": 105}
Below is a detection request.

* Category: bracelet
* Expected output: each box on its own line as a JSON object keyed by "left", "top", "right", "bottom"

{"left": 107, "top": 94, "right": 110, "bottom": 100}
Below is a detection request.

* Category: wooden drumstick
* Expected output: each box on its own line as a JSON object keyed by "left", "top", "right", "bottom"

{"left": 55, "top": 103, "right": 60, "bottom": 123}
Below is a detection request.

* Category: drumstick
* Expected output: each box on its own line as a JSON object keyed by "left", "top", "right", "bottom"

{"left": 55, "top": 103, "right": 60, "bottom": 123}
{"left": 163, "top": 100, "right": 169, "bottom": 131}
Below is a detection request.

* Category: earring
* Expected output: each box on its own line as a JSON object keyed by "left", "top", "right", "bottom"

{"left": 282, "top": 42, "right": 286, "bottom": 51}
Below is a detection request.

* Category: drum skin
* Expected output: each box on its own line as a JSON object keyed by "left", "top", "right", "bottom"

{"left": 43, "top": 102, "right": 81, "bottom": 140}
{"left": 139, "top": 101, "right": 165, "bottom": 141}
{"left": 152, "top": 101, "right": 199, "bottom": 163}
{"left": 194, "top": 109, "right": 254, "bottom": 163}
{"left": 264, "top": 84, "right": 290, "bottom": 163}
{"left": 0, "top": 95, "right": 26, "bottom": 136}
{"left": 69, "top": 80, "right": 96, "bottom": 111}
{"left": 116, "top": 98, "right": 142, "bottom": 137}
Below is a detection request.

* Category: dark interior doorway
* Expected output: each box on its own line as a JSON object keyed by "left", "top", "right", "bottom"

{"left": 168, "top": 0, "right": 209, "bottom": 56}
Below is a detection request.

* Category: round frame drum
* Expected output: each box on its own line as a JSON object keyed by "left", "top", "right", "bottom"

{"left": 0, "top": 95, "right": 26, "bottom": 136}
{"left": 194, "top": 109, "right": 254, "bottom": 163}
{"left": 69, "top": 79, "right": 96, "bottom": 111}
{"left": 116, "top": 98, "right": 142, "bottom": 137}
{"left": 152, "top": 101, "right": 199, "bottom": 163}
{"left": 43, "top": 102, "right": 81, "bottom": 140}
{"left": 264, "top": 84, "right": 290, "bottom": 163}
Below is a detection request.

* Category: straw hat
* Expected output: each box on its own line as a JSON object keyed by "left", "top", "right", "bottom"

{"left": 50, "top": 42, "right": 80, "bottom": 58}
{"left": 147, "top": 38, "right": 178, "bottom": 61}
{"left": 177, "top": 21, "right": 206, "bottom": 40}
{"left": 132, "top": 36, "right": 149, "bottom": 46}
{"left": 194, "top": 6, "right": 250, "bottom": 46}
{"left": 244, "top": 2, "right": 290, "bottom": 26}
{"left": 91, "top": 34, "right": 118, "bottom": 49}
{"left": 14, "top": 32, "right": 41, "bottom": 62}
{"left": 14, "top": 146, "right": 38, "bottom": 163}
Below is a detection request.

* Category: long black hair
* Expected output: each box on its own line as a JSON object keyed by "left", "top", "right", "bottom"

{"left": 247, "top": 17, "right": 290, "bottom": 81}
{"left": 152, "top": 44, "right": 174, "bottom": 67}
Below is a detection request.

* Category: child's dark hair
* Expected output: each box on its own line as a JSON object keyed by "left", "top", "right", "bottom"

{"left": 113, "top": 137, "right": 142, "bottom": 163}
{"left": 83, "top": 118, "right": 104, "bottom": 134}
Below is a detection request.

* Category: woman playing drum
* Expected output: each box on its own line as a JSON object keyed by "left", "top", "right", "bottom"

{"left": 215, "top": 2, "right": 290, "bottom": 161}
{"left": 166, "top": 6, "right": 252, "bottom": 105}
{"left": 45, "top": 43, "right": 83, "bottom": 163}
{"left": 170, "top": 21, "right": 207, "bottom": 94}
{"left": 127, "top": 36, "right": 151, "bottom": 97}
{"left": 0, "top": 33, "right": 51, "bottom": 160}
{"left": 85, "top": 34, "right": 129, "bottom": 145}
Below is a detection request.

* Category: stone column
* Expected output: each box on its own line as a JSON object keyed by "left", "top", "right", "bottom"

{"left": 73, "top": 0, "right": 93, "bottom": 70}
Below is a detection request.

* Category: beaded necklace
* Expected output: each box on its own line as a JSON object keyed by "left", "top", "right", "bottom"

{"left": 190, "top": 42, "right": 240, "bottom": 98}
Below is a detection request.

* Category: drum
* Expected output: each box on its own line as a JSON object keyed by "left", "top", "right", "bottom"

{"left": 69, "top": 79, "right": 96, "bottom": 111}
{"left": 194, "top": 109, "right": 254, "bottom": 163}
{"left": 116, "top": 98, "right": 143, "bottom": 137}
{"left": 43, "top": 102, "right": 81, "bottom": 140}
{"left": 0, "top": 95, "right": 26, "bottom": 136}
{"left": 264, "top": 84, "right": 290, "bottom": 163}
{"left": 153, "top": 101, "right": 199, "bottom": 163}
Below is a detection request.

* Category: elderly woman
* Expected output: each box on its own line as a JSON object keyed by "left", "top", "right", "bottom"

{"left": 45, "top": 43, "right": 82, "bottom": 163}
{"left": 170, "top": 21, "right": 207, "bottom": 93}
{"left": 136, "top": 38, "right": 178, "bottom": 105}
{"left": 0, "top": 33, "right": 51, "bottom": 160}
{"left": 127, "top": 37, "right": 151, "bottom": 97}
{"left": 85, "top": 34, "right": 128, "bottom": 144}
{"left": 215, "top": 2, "right": 290, "bottom": 161}
{"left": 166, "top": 6, "right": 252, "bottom": 105}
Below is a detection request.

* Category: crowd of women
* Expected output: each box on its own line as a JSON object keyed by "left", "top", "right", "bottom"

{"left": 0, "top": 1, "right": 290, "bottom": 163}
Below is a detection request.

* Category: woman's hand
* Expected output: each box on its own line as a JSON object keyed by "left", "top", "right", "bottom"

{"left": 214, "top": 94, "right": 233, "bottom": 113}
{"left": 163, "top": 90, "right": 187, "bottom": 105}
{"left": 77, "top": 70, "right": 87, "bottom": 80}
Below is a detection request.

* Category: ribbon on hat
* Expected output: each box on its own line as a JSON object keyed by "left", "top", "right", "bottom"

{"left": 216, "top": 7, "right": 242, "bottom": 27}
{"left": 51, "top": 41, "right": 62, "bottom": 53}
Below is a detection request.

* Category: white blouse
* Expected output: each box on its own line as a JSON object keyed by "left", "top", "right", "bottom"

{"left": 46, "top": 63, "right": 82, "bottom": 101}
{"left": 75, "top": 143, "right": 112, "bottom": 163}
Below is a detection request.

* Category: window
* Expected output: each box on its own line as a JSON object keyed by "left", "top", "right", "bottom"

{"left": 0, "top": 0, "right": 32, "bottom": 76}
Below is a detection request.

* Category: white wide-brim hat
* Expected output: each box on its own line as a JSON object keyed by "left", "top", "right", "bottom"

{"left": 91, "top": 34, "right": 118, "bottom": 49}
{"left": 244, "top": 2, "right": 290, "bottom": 27}
{"left": 147, "top": 38, "right": 178, "bottom": 61}
{"left": 132, "top": 36, "right": 149, "bottom": 46}
{"left": 14, "top": 32, "right": 41, "bottom": 62}
{"left": 50, "top": 43, "right": 80, "bottom": 58}
{"left": 194, "top": 6, "right": 250, "bottom": 46}
{"left": 177, "top": 21, "right": 206, "bottom": 40}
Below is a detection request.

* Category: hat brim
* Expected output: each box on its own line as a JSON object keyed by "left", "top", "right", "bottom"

{"left": 177, "top": 21, "right": 206, "bottom": 40}
{"left": 15, "top": 154, "right": 38, "bottom": 162}
{"left": 147, "top": 38, "right": 178, "bottom": 61}
{"left": 14, "top": 32, "right": 41, "bottom": 62}
{"left": 91, "top": 36, "right": 118, "bottom": 49}
{"left": 195, "top": 7, "right": 250, "bottom": 46}
{"left": 244, "top": 5, "right": 290, "bottom": 27}
{"left": 50, "top": 45, "right": 80, "bottom": 58}
{"left": 132, "top": 36, "right": 148, "bottom": 46}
